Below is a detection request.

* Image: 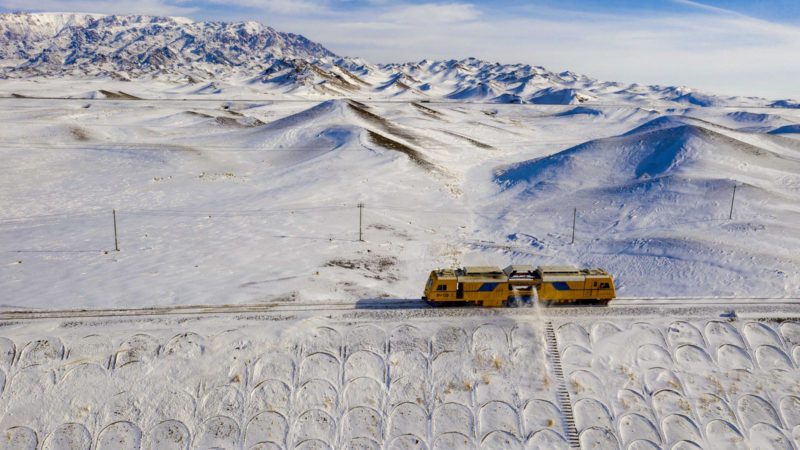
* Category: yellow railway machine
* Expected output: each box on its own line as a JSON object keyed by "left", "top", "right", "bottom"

{"left": 423, "top": 265, "right": 615, "bottom": 306}
{"left": 534, "top": 266, "right": 616, "bottom": 303}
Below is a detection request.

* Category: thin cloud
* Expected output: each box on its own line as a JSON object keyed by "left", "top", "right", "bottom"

{"left": 0, "top": 0, "right": 196, "bottom": 16}
{"left": 671, "top": 0, "right": 745, "bottom": 17}
{"left": 380, "top": 3, "right": 480, "bottom": 24}
{"left": 201, "top": 0, "right": 329, "bottom": 15}
{"left": 294, "top": 3, "right": 800, "bottom": 98}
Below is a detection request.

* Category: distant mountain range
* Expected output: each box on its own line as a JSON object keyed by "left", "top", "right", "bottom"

{"left": 1, "top": 12, "right": 796, "bottom": 107}
{"left": 0, "top": 13, "right": 333, "bottom": 73}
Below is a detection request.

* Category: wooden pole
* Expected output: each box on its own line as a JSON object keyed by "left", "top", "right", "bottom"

{"left": 113, "top": 209, "right": 119, "bottom": 251}
{"left": 729, "top": 185, "right": 737, "bottom": 220}
{"left": 571, "top": 207, "right": 576, "bottom": 244}
{"left": 358, "top": 203, "right": 364, "bottom": 241}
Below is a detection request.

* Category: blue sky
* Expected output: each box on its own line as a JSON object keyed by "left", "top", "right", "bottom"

{"left": 3, "top": 0, "right": 799, "bottom": 99}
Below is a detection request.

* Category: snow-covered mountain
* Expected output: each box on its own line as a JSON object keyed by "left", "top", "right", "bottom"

{"left": 1, "top": 12, "right": 790, "bottom": 106}
{"left": 0, "top": 12, "right": 335, "bottom": 78}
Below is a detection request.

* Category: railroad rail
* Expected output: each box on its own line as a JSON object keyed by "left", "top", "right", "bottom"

{"left": 0, "top": 296, "right": 799, "bottom": 321}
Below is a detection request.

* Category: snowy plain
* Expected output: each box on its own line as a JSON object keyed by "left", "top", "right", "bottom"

{"left": 1, "top": 76, "right": 800, "bottom": 450}
{"left": 2, "top": 78, "right": 800, "bottom": 309}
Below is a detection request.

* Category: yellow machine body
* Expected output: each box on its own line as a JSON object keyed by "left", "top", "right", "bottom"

{"left": 535, "top": 266, "right": 616, "bottom": 303}
{"left": 423, "top": 266, "right": 509, "bottom": 307}
{"left": 423, "top": 264, "right": 615, "bottom": 306}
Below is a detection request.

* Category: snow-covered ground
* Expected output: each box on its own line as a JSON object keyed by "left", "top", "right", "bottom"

{"left": 2, "top": 80, "right": 800, "bottom": 308}
{"left": 0, "top": 301, "right": 799, "bottom": 449}
{"left": 2, "top": 69, "right": 800, "bottom": 450}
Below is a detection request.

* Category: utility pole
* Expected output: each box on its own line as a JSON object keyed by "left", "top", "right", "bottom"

{"left": 113, "top": 209, "right": 119, "bottom": 251}
{"left": 571, "top": 208, "right": 576, "bottom": 244}
{"left": 729, "top": 185, "right": 737, "bottom": 220}
{"left": 358, "top": 202, "right": 364, "bottom": 241}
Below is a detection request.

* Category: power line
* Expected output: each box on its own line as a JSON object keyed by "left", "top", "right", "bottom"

{"left": 0, "top": 210, "right": 108, "bottom": 225}
{"left": 1, "top": 201, "right": 764, "bottom": 225}
{"left": 0, "top": 205, "right": 541, "bottom": 225}
{"left": 124, "top": 205, "right": 346, "bottom": 217}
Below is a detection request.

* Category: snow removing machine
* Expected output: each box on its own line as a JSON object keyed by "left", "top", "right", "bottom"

{"left": 422, "top": 265, "right": 615, "bottom": 307}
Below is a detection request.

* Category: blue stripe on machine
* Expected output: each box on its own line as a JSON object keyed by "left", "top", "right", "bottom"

{"left": 477, "top": 283, "right": 499, "bottom": 292}
{"left": 552, "top": 282, "right": 571, "bottom": 291}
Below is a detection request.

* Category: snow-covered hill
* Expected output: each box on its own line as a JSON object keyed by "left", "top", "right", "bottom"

{"left": 492, "top": 114, "right": 800, "bottom": 297}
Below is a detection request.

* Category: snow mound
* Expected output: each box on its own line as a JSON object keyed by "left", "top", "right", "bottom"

{"left": 556, "top": 106, "right": 603, "bottom": 117}
{"left": 770, "top": 124, "right": 800, "bottom": 135}
{"left": 445, "top": 82, "right": 501, "bottom": 101}
{"left": 529, "top": 88, "right": 593, "bottom": 105}
{"left": 621, "top": 115, "right": 694, "bottom": 136}
{"left": 497, "top": 120, "right": 798, "bottom": 194}
{"left": 770, "top": 100, "right": 800, "bottom": 109}
{"left": 673, "top": 92, "right": 725, "bottom": 107}
{"left": 726, "top": 111, "right": 776, "bottom": 123}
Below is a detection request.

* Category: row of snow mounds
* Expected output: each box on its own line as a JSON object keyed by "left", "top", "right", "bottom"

{"left": 0, "top": 416, "right": 571, "bottom": 450}
{"left": 0, "top": 320, "right": 565, "bottom": 449}
{"left": 554, "top": 319, "right": 800, "bottom": 449}
{"left": 558, "top": 320, "right": 800, "bottom": 372}
{"left": 1, "top": 421, "right": 180, "bottom": 450}
{"left": 443, "top": 82, "right": 594, "bottom": 105}
{"left": 0, "top": 321, "right": 547, "bottom": 370}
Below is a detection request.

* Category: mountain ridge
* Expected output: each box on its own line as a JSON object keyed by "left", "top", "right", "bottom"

{"left": 0, "top": 12, "right": 794, "bottom": 106}
{"left": 0, "top": 12, "right": 336, "bottom": 75}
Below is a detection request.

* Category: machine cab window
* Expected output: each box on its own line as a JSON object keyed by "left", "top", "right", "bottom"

{"left": 437, "top": 284, "right": 447, "bottom": 291}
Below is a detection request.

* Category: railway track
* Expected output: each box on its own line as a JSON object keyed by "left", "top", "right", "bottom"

{"left": 0, "top": 299, "right": 428, "bottom": 321}
{"left": 0, "top": 296, "right": 798, "bottom": 321}
{"left": 609, "top": 297, "right": 800, "bottom": 307}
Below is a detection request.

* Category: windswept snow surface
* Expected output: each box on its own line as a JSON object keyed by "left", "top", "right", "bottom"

{"left": 0, "top": 303, "right": 799, "bottom": 450}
